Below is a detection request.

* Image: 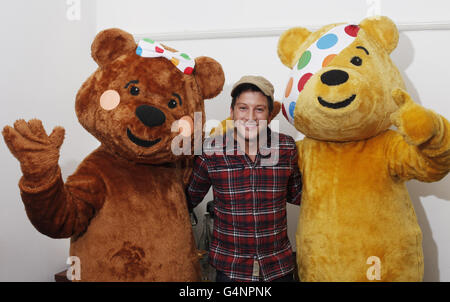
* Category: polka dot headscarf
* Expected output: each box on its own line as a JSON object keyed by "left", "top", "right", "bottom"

{"left": 136, "top": 38, "right": 195, "bottom": 75}
{"left": 281, "top": 24, "right": 360, "bottom": 125}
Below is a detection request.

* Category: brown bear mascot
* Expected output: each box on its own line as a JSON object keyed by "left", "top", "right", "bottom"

{"left": 2, "top": 28, "right": 225, "bottom": 281}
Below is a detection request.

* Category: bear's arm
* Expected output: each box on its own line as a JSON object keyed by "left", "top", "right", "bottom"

{"left": 295, "top": 140, "right": 304, "bottom": 172}
{"left": 386, "top": 113, "right": 450, "bottom": 182}
{"left": 18, "top": 159, "right": 106, "bottom": 239}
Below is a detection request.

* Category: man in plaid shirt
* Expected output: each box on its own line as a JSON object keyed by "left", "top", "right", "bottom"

{"left": 186, "top": 76, "right": 302, "bottom": 282}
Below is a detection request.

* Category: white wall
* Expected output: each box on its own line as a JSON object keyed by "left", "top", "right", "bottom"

{"left": 96, "top": 0, "right": 450, "bottom": 34}
{"left": 1, "top": 0, "right": 449, "bottom": 281}
{"left": 0, "top": 0, "right": 98, "bottom": 281}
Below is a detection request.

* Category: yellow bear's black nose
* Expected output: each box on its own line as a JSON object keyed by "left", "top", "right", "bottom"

{"left": 321, "top": 70, "right": 349, "bottom": 86}
{"left": 135, "top": 105, "right": 166, "bottom": 127}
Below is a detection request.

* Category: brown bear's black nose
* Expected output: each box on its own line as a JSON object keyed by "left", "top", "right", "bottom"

{"left": 321, "top": 70, "right": 349, "bottom": 86}
{"left": 135, "top": 105, "right": 166, "bottom": 127}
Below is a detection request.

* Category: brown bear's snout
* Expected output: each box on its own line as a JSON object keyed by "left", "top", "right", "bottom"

{"left": 321, "top": 70, "right": 349, "bottom": 86}
{"left": 135, "top": 105, "right": 166, "bottom": 128}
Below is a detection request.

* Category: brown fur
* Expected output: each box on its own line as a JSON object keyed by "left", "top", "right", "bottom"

{"left": 2, "top": 28, "right": 225, "bottom": 281}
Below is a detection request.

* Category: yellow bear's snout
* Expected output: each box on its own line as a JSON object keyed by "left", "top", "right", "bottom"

{"left": 313, "top": 67, "right": 363, "bottom": 111}
{"left": 317, "top": 69, "right": 358, "bottom": 109}
{"left": 317, "top": 94, "right": 356, "bottom": 109}
{"left": 320, "top": 69, "right": 349, "bottom": 86}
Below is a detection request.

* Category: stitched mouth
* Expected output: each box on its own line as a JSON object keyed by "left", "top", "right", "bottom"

{"left": 127, "top": 128, "right": 161, "bottom": 148}
{"left": 318, "top": 94, "right": 356, "bottom": 109}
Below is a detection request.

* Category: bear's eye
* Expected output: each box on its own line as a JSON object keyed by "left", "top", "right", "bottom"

{"left": 351, "top": 56, "right": 362, "bottom": 66}
{"left": 130, "top": 86, "right": 140, "bottom": 96}
{"left": 168, "top": 99, "right": 177, "bottom": 109}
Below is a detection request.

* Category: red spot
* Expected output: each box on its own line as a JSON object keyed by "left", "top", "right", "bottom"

{"left": 155, "top": 46, "right": 164, "bottom": 53}
{"left": 298, "top": 73, "right": 313, "bottom": 93}
{"left": 345, "top": 25, "right": 360, "bottom": 37}
{"left": 184, "top": 67, "right": 194, "bottom": 75}
{"left": 282, "top": 103, "right": 288, "bottom": 120}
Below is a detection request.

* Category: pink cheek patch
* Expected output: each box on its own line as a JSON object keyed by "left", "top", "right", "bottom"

{"left": 99, "top": 90, "right": 121, "bottom": 110}
{"left": 178, "top": 115, "right": 194, "bottom": 137}
{"left": 172, "top": 115, "right": 194, "bottom": 137}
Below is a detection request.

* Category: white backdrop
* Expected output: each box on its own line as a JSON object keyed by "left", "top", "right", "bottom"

{"left": 1, "top": 0, "right": 449, "bottom": 281}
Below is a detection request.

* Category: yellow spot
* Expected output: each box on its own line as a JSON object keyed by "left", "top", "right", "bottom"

{"left": 171, "top": 57, "right": 180, "bottom": 66}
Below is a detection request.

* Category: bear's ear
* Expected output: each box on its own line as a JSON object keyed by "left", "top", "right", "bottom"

{"left": 193, "top": 57, "right": 225, "bottom": 100}
{"left": 359, "top": 16, "right": 399, "bottom": 54}
{"left": 278, "top": 27, "right": 312, "bottom": 68}
{"left": 91, "top": 28, "right": 136, "bottom": 67}
{"left": 269, "top": 101, "right": 282, "bottom": 121}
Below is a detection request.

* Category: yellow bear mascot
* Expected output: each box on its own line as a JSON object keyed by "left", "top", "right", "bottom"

{"left": 278, "top": 16, "right": 450, "bottom": 281}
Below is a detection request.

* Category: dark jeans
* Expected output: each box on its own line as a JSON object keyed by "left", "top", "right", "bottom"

{"left": 216, "top": 270, "right": 295, "bottom": 282}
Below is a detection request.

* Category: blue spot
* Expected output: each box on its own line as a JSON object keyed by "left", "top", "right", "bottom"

{"left": 136, "top": 46, "right": 142, "bottom": 56}
{"left": 289, "top": 101, "right": 296, "bottom": 118}
{"left": 317, "top": 33, "right": 338, "bottom": 49}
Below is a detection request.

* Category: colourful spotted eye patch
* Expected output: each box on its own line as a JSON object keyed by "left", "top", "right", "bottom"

{"left": 282, "top": 24, "right": 360, "bottom": 124}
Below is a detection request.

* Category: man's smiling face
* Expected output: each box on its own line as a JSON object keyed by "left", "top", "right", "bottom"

{"left": 231, "top": 90, "right": 271, "bottom": 142}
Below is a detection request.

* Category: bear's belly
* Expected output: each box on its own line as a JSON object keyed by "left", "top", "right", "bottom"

{"left": 69, "top": 168, "right": 200, "bottom": 282}
{"left": 297, "top": 140, "right": 423, "bottom": 281}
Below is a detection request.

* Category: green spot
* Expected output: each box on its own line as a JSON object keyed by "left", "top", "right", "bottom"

{"left": 143, "top": 38, "right": 155, "bottom": 44}
{"left": 297, "top": 50, "right": 311, "bottom": 70}
{"left": 180, "top": 53, "right": 191, "bottom": 60}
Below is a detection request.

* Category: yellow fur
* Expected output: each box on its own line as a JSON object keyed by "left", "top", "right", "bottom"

{"left": 278, "top": 16, "right": 450, "bottom": 281}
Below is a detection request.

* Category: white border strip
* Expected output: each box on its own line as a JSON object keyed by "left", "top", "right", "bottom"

{"left": 135, "top": 21, "right": 450, "bottom": 41}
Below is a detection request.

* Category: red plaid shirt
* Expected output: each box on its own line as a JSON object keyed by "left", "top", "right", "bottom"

{"left": 186, "top": 129, "right": 302, "bottom": 281}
